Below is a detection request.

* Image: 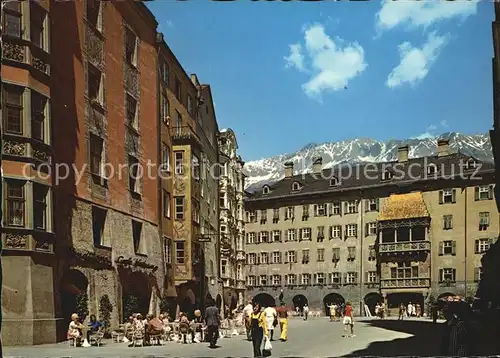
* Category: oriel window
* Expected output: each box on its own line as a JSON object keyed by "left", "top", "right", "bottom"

{"left": 6, "top": 180, "right": 25, "bottom": 227}
{"left": 3, "top": 2, "right": 22, "bottom": 38}
{"left": 4, "top": 86, "right": 24, "bottom": 135}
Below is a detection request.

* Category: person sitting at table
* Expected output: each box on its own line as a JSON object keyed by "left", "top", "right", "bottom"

{"left": 87, "top": 314, "right": 103, "bottom": 340}
{"left": 124, "top": 316, "right": 135, "bottom": 340}
{"left": 134, "top": 314, "right": 145, "bottom": 333}
{"left": 145, "top": 314, "right": 163, "bottom": 345}
{"left": 179, "top": 313, "right": 191, "bottom": 343}
{"left": 67, "top": 313, "right": 84, "bottom": 343}
{"left": 191, "top": 310, "right": 204, "bottom": 342}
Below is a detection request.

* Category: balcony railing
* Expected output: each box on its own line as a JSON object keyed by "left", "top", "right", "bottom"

{"left": 379, "top": 241, "right": 431, "bottom": 254}
{"left": 171, "top": 125, "right": 201, "bottom": 147}
{"left": 381, "top": 278, "right": 430, "bottom": 288}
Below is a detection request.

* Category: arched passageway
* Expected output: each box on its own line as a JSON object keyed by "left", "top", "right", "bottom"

{"left": 292, "top": 294, "right": 308, "bottom": 312}
{"left": 386, "top": 292, "right": 424, "bottom": 310}
{"left": 253, "top": 293, "right": 276, "bottom": 307}
{"left": 323, "top": 293, "right": 345, "bottom": 315}
{"left": 364, "top": 292, "right": 383, "bottom": 315}
{"left": 120, "top": 271, "right": 152, "bottom": 320}
{"left": 60, "top": 269, "right": 89, "bottom": 323}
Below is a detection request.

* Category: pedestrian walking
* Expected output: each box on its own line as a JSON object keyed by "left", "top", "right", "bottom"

{"left": 243, "top": 300, "right": 253, "bottom": 341}
{"left": 342, "top": 302, "right": 354, "bottom": 337}
{"left": 263, "top": 304, "right": 277, "bottom": 341}
{"left": 204, "top": 299, "right": 220, "bottom": 348}
{"left": 398, "top": 303, "right": 405, "bottom": 320}
{"left": 276, "top": 302, "right": 289, "bottom": 341}
{"left": 249, "top": 303, "right": 269, "bottom": 357}
{"left": 303, "top": 304, "right": 309, "bottom": 321}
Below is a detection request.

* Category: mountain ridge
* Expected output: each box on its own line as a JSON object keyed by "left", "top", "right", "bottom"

{"left": 243, "top": 132, "right": 493, "bottom": 191}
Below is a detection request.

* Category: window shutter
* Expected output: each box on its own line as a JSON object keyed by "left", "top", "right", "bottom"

{"left": 329, "top": 203, "right": 333, "bottom": 216}
{"left": 294, "top": 253, "right": 297, "bottom": 263}
{"left": 313, "top": 273, "right": 317, "bottom": 284}
{"left": 439, "top": 191, "right": 444, "bottom": 204}
{"left": 451, "top": 241, "right": 456, "bottom": 256}
{"left": 364, "top": 199, "right": 369, "bottom": 212}
{"left": 298, "top": 274, "right": 302, "bottom": 284}
{"left": 451, "top": 189, "right": 456, "bottom": 203}
{"left": 489, "top": 185, "right": 494, "bottom": 200}
{"left": 474, "top": 186, "right": 480, "bottom": 201}
{"left": 284, "top": 274, "right": 288, "bottom": 284}
{"left": 354, "top": 272, "right": 358, "bottom": 282}
{"left": 474, "top": 240, "right": 479, "bottom": 254}
{"left": 284, "top": 254, "right": 288, "bottom": 264}
{"left": 364, "top": 271, "right": 368, "bottom": 283}
{"left": 339, "top": 226, "right": 343, "bottom": 240}
{"left": 313, "top": 204, "right": 317, "bottom": 216}
{"left": 376, "top": 198, "right": 380, "bottom": 211}
{"left": 452, "top": 268, "right": 456, "bottom": 281}
{"left": 365, "top": 223, "right": 369, "bottom": 237}
{"left": 438, "top": 241, "right": 444, "bottom": 256}
{"left": 343, "top": 202, "right": 348, "bottom": 213}
{"left": 342, "top": 273, "right": 347, "bottom": 284}
{"left": 439, "top": 269, "right": 443, "bottom": 281}
{"left": 339, "top": 203, "right": 343, "bottom": 216}
{"left": 354, "top": 224, "right": 358, "bottom": 238}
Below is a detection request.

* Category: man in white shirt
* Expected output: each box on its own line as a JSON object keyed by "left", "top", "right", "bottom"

{"left": 242, "top": 300, "right": 253, "bottom": 340}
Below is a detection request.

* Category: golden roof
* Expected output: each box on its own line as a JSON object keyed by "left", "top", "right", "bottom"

{"left": 378, "top": 192, "right": 429, "bottom": 221}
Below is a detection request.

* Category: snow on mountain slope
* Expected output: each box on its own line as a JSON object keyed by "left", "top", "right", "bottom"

{"left": 243, "top": 132, "right": 493, "bottom": 191}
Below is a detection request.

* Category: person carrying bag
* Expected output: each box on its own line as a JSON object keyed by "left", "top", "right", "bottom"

{"left": 263, "top": 335, "right": 272, "bottom": 357}
{"left": 250, "top": 303, "right": 269, "bottom": 357}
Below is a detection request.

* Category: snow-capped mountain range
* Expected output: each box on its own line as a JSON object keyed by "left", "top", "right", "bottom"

{"left": 243, "top": 132, "right": 493, "bottom": 191}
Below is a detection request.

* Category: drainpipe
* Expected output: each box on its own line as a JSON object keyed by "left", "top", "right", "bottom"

{"left": 359, "top": 192, "right": 364, "bottom": 316}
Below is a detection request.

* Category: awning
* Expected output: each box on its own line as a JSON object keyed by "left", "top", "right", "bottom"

{"left": 378, "top": 192, "right": 430, "bottom": 221}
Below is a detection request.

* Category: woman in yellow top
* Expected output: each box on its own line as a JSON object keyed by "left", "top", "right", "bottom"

{"left": 250, "top": 303, "right": 269, "bottom": 357}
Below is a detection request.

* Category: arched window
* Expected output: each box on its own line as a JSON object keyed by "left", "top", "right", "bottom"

{"left": 292, "top": 182, "right": 301, "bottom": 191}
{"left": 427, "top": 163, "right": 437, "bottom": 176}
{"left": 330, "top": 177, "right": 339, "bottom": 186}
{"left": 381, "top": 169, "right": 393, "bottom": 181}
{"left": 465, "top": 158, "right": 476, "bottom": 170}
{"left": 262, "top": 185, "right": 270, "bottom": 195}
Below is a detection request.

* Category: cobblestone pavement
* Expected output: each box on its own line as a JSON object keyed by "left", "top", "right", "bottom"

{"left": 4, "top": 317, "right": 443, "bottom": 357}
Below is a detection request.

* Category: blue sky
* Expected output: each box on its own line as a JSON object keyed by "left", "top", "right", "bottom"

{"left": 147, "top": 1, "right": 494, "bottom": 162}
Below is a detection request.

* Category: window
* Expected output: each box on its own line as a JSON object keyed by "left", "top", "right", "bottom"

{"left": 31, "top": 92, "right": 46, "bottom": 141}
{"left": 175, "top": 241, "right": 185, "bottom": 264}
{"left": 248, "top": 211, "right": 257, "bottom": 223}
{"left": 331, "top": 202, "right": 341, "bottom": 215}
{"left": 366, "top": 271, "right": 377, "bottom": 283}
{"left": 479, "top": 212, "right": 490, "bottom": 230}
{"left": 3, "top": 2, "right": 22, "bottom": 38}
{"left": 126, "top": 94, "right": 138, "bottom": 129}
{"left": 259, "top": 275, "right": 267, "bottom": 286}
{"left": 6, "top": 181, "right": 25, "bottom": 226}
{"left": 174, "top": 151, "right": 184, "bottom": 175}
{"left": 368, "top": 245, "right": 376, "bottom": 260}
{"left": 302, "top": 249, "right": 310, "bottom": 263}
{"left": 30, "top": 3, "right": 46, "bottom": 48}
{"left": 439, "top": 240, "right": 456, "bottom": 256}
{"left": 272, "top": 208, "right": 279, "bottom": 222}
{"left": 465, "top": 159, "right": 476, "bottom": 170}
{"left": 439, "top": 268, "right": 456, "bottom": 282}
{"left": 247, "top": 232, "right": 256, "bottom": 244}
{"left": 367, "top": 198, "right": 379, "bottom": 211}
{"left": 332, "top": 247, "right": 340, "bottom": 261}
{"left": 286, "top": 229, "right": 296, "bottom": 242}
{"left": 174, "top": 196, "right": 184, "bottom": 220}
{"left": 317, "top": 226, "right": 325, "bottom": 241}
{"left": 260, "top": 210, "right": 267, "bottom": 223}
{"left": 443, "top": 215, "right": 453, "bottom": 230}
{"left": 272, "top": 251, "right": 281, "bottom": 264}
{"left": 330, "top": 177, "right": 339, "bottom": 186}
{"left": 88, "top": 64, "right": 103, "bottom": 105}
{"left": 367, "top": 222, "right": 377, "bottom": 236}
{"left": 300, "top": 228, "right": 311, "bottom": 241}
{"left": 221, "top": 258, "right": 227, "bottom": 276}
{"left": 259, "top": 231, "right": 269, "bottom": 243}
{"left": 89, "top": 134, "right": 104, "bottom": 176}
{"left": 188, "top": 95, "right": 193, "bottom": 116}
{"left": 175, "top": 78, "right": 182, "bottom": 101}
{"left": 475, "top": 239, "right": 491, "bottom": 254}
{"left": 4, "top": 86, "right": 23, "bottom": 135}
{"left": 346, "top": 272, "right": 357, "bottom": 284}
{"left": 161, "top": 94, "right": 169, "bottom": 124}
{"left": 381, "top": 170, "right": 393, "bottom": 181}
{"left": 132, "top": 220, "right": 142, "bottom": 254}
{"left": 192, "top": 154, "right": 200, "bottom": 180}
{"left": 346, "top": 224, "right": 357, "bottom": 237}
{"left": 302, "top": 205, "right": 309, "bottom": 219}
{"left": 474, "top": 267, "right": 482, "bottom": 282}
{"left": 292, "top": 182, "right": 300, "bottom": 191}
{"left": 125, "top": 28, "right": 137, "bottom": 66}
{"left": 247, "top": 253, "right": 256, "bottom": 264}
{"left": 219, "top": 193, "right": 226, "bottom": 209}
{"left": 317, "top": 248, "right": 325, "bottom": 262}
{"left": 86, "top": 0, "right": 102, "bottom": 31}
{"left": 391, "top": 262, "right": 419, "bottom": 279}
{"left": 33, "top": 184, "right": 48, "bottom": 231}
{"left": 346, "top": 201, "right": 357, "bottom": 214}
{"left": 330, "top": 225, "right": 342, "bottom": 239}
{"left": 315, "top": 272, "right": 325, "bottom": 285}
{"left": 285, "top": 206, "right": 294, "bottom": 220}
{"left": 286, "top": 250, "right": 296, "bottom": 263}
{"left": 315, "top": 204, "right": 326, "bottom": 216}
{"left": 347, "top": 246, "right": 356, "bottom": 260}
{"left": 287, "top": 274, "right": 297, "bottom": 285}
{"left": 220, "top": 225, "right": 226, "bottom": 234}
{"left": 247, "top": 276, "right": 256, "bottom": 286}
{"left": 175, "top": 110, "right": 182, "bottom": 134}
{"left": 92, "top": 206, "right": 107, "bottom": 246}
{"left": 301, "top": 274, "right": 311, "bottom": 285}
{"left": 163, "top": 237, "right": 172, "bottom": 265}
{"left": 161, "top": 62, "right": 169, "bottom": 84}
{"left": 440, "top": 189, "right": 456, "bottom": 204}
{"left": 128, "top": 155, "right": 140, "bottom": 193}
{"left": 272, "top": 230, "right": 281, "bottom": 242}
{"left": 161, "top": 143, "right": 170, "bottom": 172}
{"left": 329, "top": 272, "right": 340, "bottom": 285}
{"left": 427, "top": 164, "right": 437, "bottom": 176}
{"left": 476, "top": 185, "right": 493, "bottom": 201}
{"left": 162, "top": 190, "right": 171, "bottom": 218}
{"left": 271, "top": 275, "right": 281, "bottom": 286}
{"left": 262, "top": 186, "right": 270, "bottom": 195}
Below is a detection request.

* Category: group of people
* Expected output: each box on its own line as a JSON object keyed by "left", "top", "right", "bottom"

{"left": 441, "top": 301, "right": 476, "bottom": 356}
{"left": 67, "top": 313, "right": 103, "bottom": 343}
{"left": 398, "top": 302, "right": 423, "bottom": 319}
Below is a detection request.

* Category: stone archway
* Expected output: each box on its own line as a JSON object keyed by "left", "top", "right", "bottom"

{"left": 292, "top": 294, "right": 308, "bottom": 312}
{"left": 364, "top": 292, "right": 383, "bottom": 315}
{"left": 60, "top": 269, "right": 89, "bottom": 324}
{"left": 386, "top": 292, "right": 424, "bottom": 310}
{"left": 323, "top": 293, "right": 345, "bottom": 315}
{"left": 253, "top": 293, "right": 276, "bottom": 308}
{"left": 120, "top": 271, "right": 152, "bottom": 320}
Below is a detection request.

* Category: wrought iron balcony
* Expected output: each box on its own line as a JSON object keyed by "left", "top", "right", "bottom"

{"left": 378, "top": 241, "right": 431, "bottom": 254}
{"left": 171, "top": 125, "right": 201, "bottom": 148}
{"left": 380, "top": 278, "right": 430, "bottom": 288}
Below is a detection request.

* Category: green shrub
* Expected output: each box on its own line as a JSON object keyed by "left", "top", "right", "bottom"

{"left": 76, "top": 292, "right": 89, "bottom": 322}
{"left": 99, "top": 294, "right": 113, "bottom": 330}
{"left": 123, "top": 295, "right": 140, "bottom": 321}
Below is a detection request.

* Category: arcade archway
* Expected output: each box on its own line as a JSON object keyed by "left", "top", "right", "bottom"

{"left": 323, "top": 293, "right": 345, "bottom": 315}
{"left": 60, "top": 269, "right": 89, "bottom": 323}
{"left": 386, "top": 292, "right": 424, "bottom": 309}
{"left": 364, "top": 292, "right": 383, "bottom": 315}
{"left": 120, "top": 271, "right": 152, "bottom": 320}
{"left": 292, "top": 294, "right": 308, "bottom": 312}
{"left": 253, "top": 293, "right": 276, "bottom": 307}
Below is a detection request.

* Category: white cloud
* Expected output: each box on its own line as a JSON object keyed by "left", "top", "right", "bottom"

{"left": 413, "top": 119, "right": 449, "bottom": 139}
{"left": 386, "top": 32, "right": 448, "bottom": 89}
{"left": 284, "top": 44, "right": 306, "bottom": 72}
{"left": 284, "top": 24, "right": 367, "bottom": 100}
{"left": 440, "top": 119, "right": 449, "bottom": 128}
{"left": 376, "top": 0, "right": 478, "bottom": 32}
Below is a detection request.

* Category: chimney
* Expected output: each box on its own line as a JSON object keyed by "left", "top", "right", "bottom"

{"left": 312, "top": 157, "right": 323, "bottom": 173}
{"left": 284, "top": 161, "right": 294, "bottom": 178}
{"left": 437, "top": 139, "right": 450, "bottom": 157}
{"left": 397, "top": 145, "right": 409, "bottom": 163}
